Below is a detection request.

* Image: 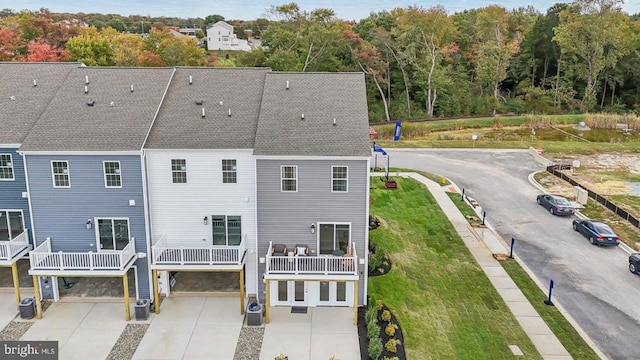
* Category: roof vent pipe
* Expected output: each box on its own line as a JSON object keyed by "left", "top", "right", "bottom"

{"left": 301, "top": 114, "right": 304, "bottom": 120}
{"left": 228, "top": 108, "right": 232, "bottom": 117}
{"left": 189, "top": 75, "right": 193, "bottom": 85}
{"left": 130, "top": 84, "right": 134, "bottom": 93}
{"left": 286, "top": 80, "right": 289, "bottom": 90}
{"left": 202, "top": 108, "right": 206, "bottom": 118}
{"left": 33, "top": 79, "right": 37, "bottom": 87}
{"left": 85, "top": 75, "right": 89, "bottom": 84}
{"left": 84, "top": 85, "right": 88, "bottom": 94}
{"left": 333, "top": 118, "right": 337, "bottom": 126}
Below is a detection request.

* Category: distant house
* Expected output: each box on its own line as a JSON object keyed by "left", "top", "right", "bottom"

{"left": 206, "top": 21, "right": 252, "bottom": 51}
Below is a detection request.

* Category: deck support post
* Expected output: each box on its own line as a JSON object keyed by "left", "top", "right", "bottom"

{"left": 123, "top": 273, "right": 130, "bottom": 321}
{"left": 32, "top": 276, "right": 42, "bottom": 319}
{"left": 153, "top": 270, "right": 160, "bottom": 314}
{"left": 265, "top": 280, "right": 270, "bottom": 323}
{"left": 239, "top": 268, "right": 245, "bottom": 315}
{"left": 11, "top": 262, "right": 20, "bottom": 309}
{"left": 353, "top": 280, "right": 358, "bottom": 325}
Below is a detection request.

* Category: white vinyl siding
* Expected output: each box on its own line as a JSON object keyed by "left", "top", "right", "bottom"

{"left": 171, "top": 159, "right": 187, "bottom": 183}
{"left": 222, "top": 159, "right": 237, "bottom": 183}
{"left": 103, "top": 161, "right": 122, "bottom": 188}
{"left": 0, "top": 154, "right": 14, "bottom": 180}
{"left": 331, "top": 166, "right": 348, "bottom": 192}
{"left": 281, "top": 165, "right": 297, "bottom": 192}
{"left": 51, "top": 161, "right": 70, "bottom": 187}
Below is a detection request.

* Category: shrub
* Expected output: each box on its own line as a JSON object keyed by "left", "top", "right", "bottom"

{"left": 384, "top": 339, "right": 398, "bottom": 353}
{"left": 376, "top": 299, "right": 384, "bottom": 310}
{"left": 367, "top": 320, "right": 380, "bottom": 340}
{"left": 274, "top": 354, "right": 288, "bottom": 360}
{"left": 381, "top": 309, "right": 391, "bottom": 322}
{"left": 385, "top": 323, "right": 396, "bottom": 337}
{"left": 368, "top": 337, "right": 383, "bottom": 360}
{"left": 383, "top": 357, "right": 400, "bottom": 360}
{"left": 365, "top": 304, "right": 378, "bottom": 325}
{"left": 368, "top": 250, "right": 383, "bottom": 271}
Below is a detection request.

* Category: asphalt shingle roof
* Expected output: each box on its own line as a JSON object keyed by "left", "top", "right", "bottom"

{"left": 253, "top": 72, "right": 371, "bottom": 157}
{"left": 20, "top": 67, "right": 174, "bottom": 151}
{"left": 0, "top": 62, "right": 78, "bottom": 144}
{"left": 145, "top": 67, "right": 269, "bottom": 149}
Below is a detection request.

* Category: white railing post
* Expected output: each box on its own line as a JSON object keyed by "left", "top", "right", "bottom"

{"left": 58, "top": 251, "right": 64, "bottom": 270}
{"left": 89, "top": 251, "right": 94, "bottom": 270}
{"left": 180, "top": 247, "right": 184, "bottom": 265}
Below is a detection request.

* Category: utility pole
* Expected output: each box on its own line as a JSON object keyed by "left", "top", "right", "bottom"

{"left": 140, "top": 21, "right": 144, "bottom": 34}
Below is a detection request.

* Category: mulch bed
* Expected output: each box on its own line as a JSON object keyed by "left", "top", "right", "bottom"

{"left": 357, "top": 302, "right": 407, "bottom": 360}
{"left": 368, "top": 256, "right": 392, "bottom": 277}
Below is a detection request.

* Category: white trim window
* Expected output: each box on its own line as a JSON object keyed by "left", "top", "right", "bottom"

{"left": 222, "top": 159, "right": 237, "bottom": 184}
{"left": 96, "top": 218, "right": 130, "bottom": 250}
{"left": 281, "top": 165, "right": 297, "bottom": 192}
{"left": 0, "top": 154, "right": 14, "bottom": 180}
{"left": 0, "top": 210, "right": 24, "bottom": 241}
{"left": 318, "top": 223, "right": 351, "bottom": 255}
{"left": 211, "top": 215, "right": 241, "bottom": 246}
{"left": 51, "top": 161, "right": 70, "bottom": 188}
{"left": 171, "top": 159, "right": 187, "bottom": 184}
{"left": 103, "top": 161, "right": 122, "bottom": 188}
{"left": 331, "top": 166, "right": 348, "bottom": 192}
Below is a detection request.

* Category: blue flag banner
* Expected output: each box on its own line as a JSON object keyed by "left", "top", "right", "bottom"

{"left": 373, "top": 142, "right": 387, "bottom": 156}
{"left": 393, "top": 121, "right": 402, "bottom": 141}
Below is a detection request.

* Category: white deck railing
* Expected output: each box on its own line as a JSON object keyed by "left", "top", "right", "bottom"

{"left": 265, "top": 241, "right": 358, "bottom": 275}
{"left": 151, "top": 234, "right": 246, "bottom": 266}
{"left": 29, "top": 238, "right": 136, "bottom": 271}
{"left": 0, "top": 231, "right": 30, "bottom": 261}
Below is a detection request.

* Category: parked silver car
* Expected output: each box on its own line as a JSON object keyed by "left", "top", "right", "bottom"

{"left": 536, "top": 194, "right": 575, "bottom": 216}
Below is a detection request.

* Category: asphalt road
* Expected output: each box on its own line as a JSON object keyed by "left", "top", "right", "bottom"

{"left": 384, "top": 148, "right": 640, "bottom": 360}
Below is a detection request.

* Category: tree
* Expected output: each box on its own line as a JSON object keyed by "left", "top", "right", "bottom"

{"left": 553, "top": 0, "right": 636, "bottom": 110}
{"left": 25, "top": 40, "right": 67, "bottom": 61}
{"left": 144, "top": 28, "right": 205, "bottom": 66}
{"left": 0, "top": 23, "right": 21, "bottom": 61}
{"left": 393, "top": 6, "right": 457, "bottom": 116}
{"left": 66, "top": 26, "right": 115, "bottom": 65}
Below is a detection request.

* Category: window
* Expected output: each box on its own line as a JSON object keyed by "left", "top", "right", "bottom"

{"left": 171, "top": 159, "right": 187, "bottom": 183}
{"left": 319, "top": 223, "right": 350, "bottom": 255}
{"left": 222, "top": 159, "right": 237, "bottom": 183}
{"left": 211, "top": 215, "right": 241, "bottom": 246}
{"left": 281, "top": 165, "right": 297, "bottom": 192}
{"left": 103, "top": 161, "right": 122, "bottom": 188}
{"left": 0, "top": 154, "right": 14, "bottom": 180}
{"left": 332, "top": 166, "right": 348, "bottom": 192}
{"left": 51, "top": 161, "right": 70, "bottom": 187}
{"left": 336, "top": 282, "right": 346, "bottom": 302}
{"left": 0, "top": 210, "right": 24, "bottom": 241}
{"left": 96, "top": 218, "right": 129, "bottom": 250}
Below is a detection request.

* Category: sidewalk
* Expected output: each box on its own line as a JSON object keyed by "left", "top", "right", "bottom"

{"left": 380, "top": 172, "right": 573, "bottom": 359}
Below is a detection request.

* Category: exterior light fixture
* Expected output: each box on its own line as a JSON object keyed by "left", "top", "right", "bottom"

{"left": 203, "top": 216, "right": 208, "bottom": 225}
{"left": 86, "top": 219, "right": 93, "bottom": 229}
{"left": 310, "top": 223, "right": 316, "bottom": 234}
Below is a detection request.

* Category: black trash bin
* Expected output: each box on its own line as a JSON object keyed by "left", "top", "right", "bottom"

{"left": 246, "top": 302, "right": 262, "bottom": 326}
{"left": 19, "top": 298, "right": 35, "bottom": 319}
{"left": 135, "top": 299, "right": 150, "bottom": 320}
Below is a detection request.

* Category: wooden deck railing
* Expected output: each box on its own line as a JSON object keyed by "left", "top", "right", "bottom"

{"left": 29, "top": 238, "right": 136, "bottom": 271}
{"left": 0, "top": 231, "right": 30, "bottom": 261}
{"left": 265, "top": 241, "right": 358, "bottom": 275}
{"left": 151, "top": 234, "right": 246, "bottom": 266}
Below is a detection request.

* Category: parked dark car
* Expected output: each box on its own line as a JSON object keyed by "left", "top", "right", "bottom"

{"left": 630, "top": 253, "right": 640, "bottom": 275}
{"left": 572, "top": 219, "right": 620, "bottom": 246}
{"left": 536, "top": 194, "right": 575, "bottom": 216}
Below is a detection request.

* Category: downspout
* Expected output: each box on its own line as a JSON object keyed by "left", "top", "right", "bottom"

{"left": 20, "top": 151, "right": 37, "bottom": 248}
{"left": 364, "top": 158, "right": 370, "bottom": 306}
{"left": 140, "top": 67, "right": 177, "bottom": 299}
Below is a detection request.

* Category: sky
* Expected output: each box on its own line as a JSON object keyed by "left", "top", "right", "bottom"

{"left": 7, "top": 0, "right": 640, "bottom": 21}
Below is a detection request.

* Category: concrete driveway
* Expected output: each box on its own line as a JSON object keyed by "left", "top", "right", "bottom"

{"left": 260, "top": 307, "right": 360, "bottom": 360}
{"left": 386, "top": 148, "right": 640, "bottom": 359}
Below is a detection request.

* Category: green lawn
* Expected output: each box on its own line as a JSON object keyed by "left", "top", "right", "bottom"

{"left": 368, "top": 177, "right": 541, "bottom": 359}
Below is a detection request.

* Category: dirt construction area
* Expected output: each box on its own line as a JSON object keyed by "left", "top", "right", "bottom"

{"left": 543, "top": 153, "right": 640, "bottom": 196}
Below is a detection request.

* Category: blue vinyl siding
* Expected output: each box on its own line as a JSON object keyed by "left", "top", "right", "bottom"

{"left": 26, "top": 154, "right": 150, "bottom": 298}
{"left": 256, "top": 159, "right": 368, "bottom": 304}
{"left": 0, "top": 149, "right": 32, "bottom": 243}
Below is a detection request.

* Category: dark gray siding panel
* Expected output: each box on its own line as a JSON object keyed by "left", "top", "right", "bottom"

{"left": 0, "top": 149, "right": 32, "bottom": 243}
{"left": 26, "top": 154, "right": 150, "bottom": 298}
{"left": 256, "top": 159, "right": 368, "bottom": 304}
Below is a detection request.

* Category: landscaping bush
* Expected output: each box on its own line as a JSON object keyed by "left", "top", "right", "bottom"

{"left": 380, "top": 309, "right": 391, "bottom": 322}
{"left": 385, "top": 323, "right": 397, "bottom": 337}
{"left": 367, "top": 320, "right": 381, "bottom": 340}
{"left": 385, "top": 339, "right": 398, "bottom": 353}
{"left": 368, "top": 337, "right": 383, "bottom": 360}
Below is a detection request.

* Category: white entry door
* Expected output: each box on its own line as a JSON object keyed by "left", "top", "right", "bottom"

{"left": 271, "top": 280, "right": 308, "bottom": 306}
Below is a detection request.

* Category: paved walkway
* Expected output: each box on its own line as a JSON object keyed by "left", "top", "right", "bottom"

{"left": 399, "top": 172, "right": 573, "bottom": 360}
{"left": 260, "top": 307, "right": 359, "bottom": 360}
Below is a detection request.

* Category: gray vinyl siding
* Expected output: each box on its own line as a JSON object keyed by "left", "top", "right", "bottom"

{"left": 26, "top": 154, "right": 150, "bottom": 299}
{"left": 256, "top": 159, "right": 368, "bottom": 305}
{"left": 0, "top": 149, "right": 32, "bottom": 243}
